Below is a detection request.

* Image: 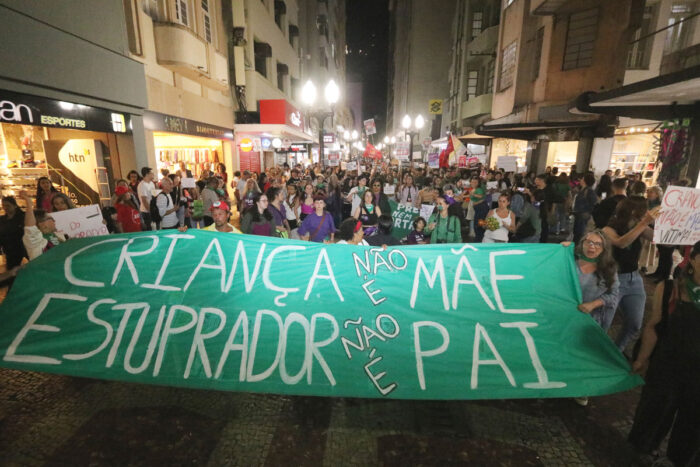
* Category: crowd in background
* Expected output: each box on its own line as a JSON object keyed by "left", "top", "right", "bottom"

{"left": 0, "top": 160, "right": 697, "bottom": 465}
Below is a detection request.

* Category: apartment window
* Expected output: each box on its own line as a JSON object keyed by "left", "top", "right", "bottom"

{"left": 466, "top": 70, "right": 478, "bottom": 99}
{"left": 627, "top": 6, "right": 655, "bottom": 69}
{"left": 486, "top": 60, "right": 495, "bottom": 94}
{"left": 533, "top": 27, "right": 544, "bottom": 80}
{"left": 275, "top": 1, "right": 286, "bottom": 30}
{"left": 498, "top": 41, "right": 517, "bottom": 91}
{"left": 201, "top": 0, "right": 212, "bottom": 43}
{"left": 277, "top": 63, "right": 288, "bottom": 92}
{"left": 254, "top": 41, "right": 271, "bottom": 78}
{"left": 471, "top": 11, "right": 483, "bottom": 39}
{"left": 664, "top": 2, "right": 696, "bottom": 54}
{"left": 563, "top": 8, "right": 599, "bottom": 70}
{"left": 174, "top": 0, "right": 189, "bottom": 27}
{"left": 289, "top": 24, "right": 299, "bottom": 48}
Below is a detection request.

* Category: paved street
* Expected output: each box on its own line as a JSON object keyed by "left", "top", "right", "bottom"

{"left": 0, "top": 276, "right": 657, "bottom": 466}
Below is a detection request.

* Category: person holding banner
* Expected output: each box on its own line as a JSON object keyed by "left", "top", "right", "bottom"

{"left": 353, "top": 190, "right": 382, "bottom": 236}
{"left": 19, "top": 191, "right": 67, "bottom": 260}
{"left": 603, "top": 198, "right": 660, "bottom": 352}
{"left": 628, "top": 241, "right": 700, "bottom": 467}
{"left": 425, "top": 195, "right": 461, "bottom": 244}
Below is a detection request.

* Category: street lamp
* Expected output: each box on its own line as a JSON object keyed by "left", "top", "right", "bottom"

{"left": 301, "top": 79, "right": 340, "bottom": 167}
{"left": 401, "top": 114, "right": 425, "bottom": 166}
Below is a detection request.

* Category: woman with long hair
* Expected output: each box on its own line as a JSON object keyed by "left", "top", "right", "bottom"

{"left": 113, "top": 185, "right": 142, "bottom": 233}
{"left": 353, "top": 189, "right": 381, "bottom": 235}
{"left": 574, "top": 230, "right": 619, "bottom": 329}
{"left": 35, "top": 177, "right": 58, "bottom": 211}
{"left": 628, "top": 241, "right": 700, "bottom": 466}
{"left": 325, "top": 175, "right": 343, "bottom": 227}
{"left": 241, "top": 178, "right": 261, "bottom": 211}
{"left": 299, "top": 181, "right": 315, "bottom": 222}
{"left": 425, "top": 195, "right": 462, "bottom": 244}
{"left": 0, "top": 196, "right": 28, "bottom": 268}
{"left": 596, "top": 174, "right": 613, "bottom": 200}
{"left": 482, "top": 193, "right": 516, "bottom": 243}
{"left": 50, "top": 193, "right": 75, "bottom": 211}
{"left": 603, "top": 197, "right": 659, "bottom": 352}
{"left": 126, "top": 170, "right": 141, "bottom": 200}
{"left": 283, "top": 183, "right": 300, "bottom": 230}
{"left": 240, "top": 192, "right": 279, "bottom": 237}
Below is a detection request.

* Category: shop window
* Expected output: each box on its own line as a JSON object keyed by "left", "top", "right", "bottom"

{"left": 174, "top": 0, "right": 189, "bottom": 27}
{"left": 664, "top": 2, "right": 696, "bottom": 54}
{"left": 498, "top": 41, "right": 516, "bottom": 91}
{"left": 562, "top": 8, "right": 599, "bottom": 70}
{"left": 201, "top": 0, "right": 213, "bottom": 44}
{"left": 466, "top": 70, "right": 478, "bottom": 100}
{"left": 471, "top": 11, "right": 483, "bottom": 39}
{"left": 532, "top": 27, "right": 544, "bottom": 80}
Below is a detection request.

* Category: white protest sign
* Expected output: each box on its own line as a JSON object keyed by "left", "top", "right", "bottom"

{"left": 420, "top": 204, "right": 434, "bottom": 220}
{"left": 395, "top": 142, "right": 411, "bottom": 161}
{"left": 653, "top": 186, "right": 700, "bottom": 245}
{"left": 363, "top": 119, "right": 377, "bottom": 135}
{"left": 346, "top": 161, "right": 357, "bottom": 172}
{"left": 422, "top": 137, "right": 432, "bottom": 151}
{"left": 383, "top": 184, "right": 396, "bottom": 195}
{"left": 497, "top": 156, "right": 518, "bottom": 172}
{"left": 52, "top": 204, "right": 109, "bottom": 239}
{"left": 181, "top": 177, "right": 196, "bottom": 188}
{"left": 486, "top": 181, "right": 498, "bottom": 190}
{"left": 412, "top": 151, "right": 423, "bottom": 161}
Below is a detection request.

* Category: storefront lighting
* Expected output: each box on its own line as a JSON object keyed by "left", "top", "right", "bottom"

{"left": 272, "top": 137, "right": 282, "bottom": 148}
{"left": 59, "top": 101, "right": 75, "bottom": 110}
{"left": 240, "top": 138, "right": 253, "bottom": 152}
{"left": 351, "top": 130, "right": 358, "bottom": 140}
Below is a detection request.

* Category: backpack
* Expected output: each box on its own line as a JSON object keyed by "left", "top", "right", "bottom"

{"left": 149, "top": 193, "right": 166, "bottom": 224}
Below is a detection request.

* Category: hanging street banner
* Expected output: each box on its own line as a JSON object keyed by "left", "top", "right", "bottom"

{"left": 653, "top": 185, "right": 700, "bottom": 245}
{"left": 0, "top": 231, "right": 640, "bottom": 400}
{"left": 363, "top": 119, "right": 377, "bottom": 135}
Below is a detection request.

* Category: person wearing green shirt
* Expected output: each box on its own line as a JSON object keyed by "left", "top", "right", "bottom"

{"left": 470, "top": 178, "right": 488, "bottom": 242}
{"left": 425, "top": 195, "right": 462, "bottom": 244}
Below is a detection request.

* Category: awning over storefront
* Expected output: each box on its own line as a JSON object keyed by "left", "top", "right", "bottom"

{"left": 575, "top": 64, "right": 700, "bottom": 120}
{"left": 234, "top": 124, "right": 312, "bottom": 143}
{"left": 476, "top": 119, "right": 606, "bottom": 141}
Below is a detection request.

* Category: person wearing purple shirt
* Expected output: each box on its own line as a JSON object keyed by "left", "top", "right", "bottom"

{"left": 266, "top": 186, "right": 290, "bottom": 237}
{"left": 298, "top": 195, "right": 335, "bottom": 242}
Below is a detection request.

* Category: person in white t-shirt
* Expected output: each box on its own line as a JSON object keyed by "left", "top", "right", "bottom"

{"left": 155, "top": 177, "right": 180, "bottom": 229}
{"left": 137, "top": 167, "right": 156, "bottom": 230}
{"left": 346, "top": 175, "right": 368, "bottom": 215}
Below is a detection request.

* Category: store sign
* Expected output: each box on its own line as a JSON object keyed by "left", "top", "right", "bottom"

{"left": 290, "top": 143, "right": 306, "bottom": 152}
{"left": 261, "top": 138, "right": 272, "bottom": 149}
{"left": 43, "top": 139, "right": 105, "bottom": 206}
{"left": 0, "top": 90, "right": 131, "bottom": 134}
{"left": 323, "top": 133, "right": 335, "bottom": 144}
{"left": 239, "top": 138, "right": 253, "bottom": 152}
{"left": 259, "top": 100, "right": 305, "bottom": 131}
{"left": 143, "top": 111, "right": 233, "bottom": 140}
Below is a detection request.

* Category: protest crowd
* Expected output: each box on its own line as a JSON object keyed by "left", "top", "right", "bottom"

{"left": 0, "top": 159, "right": 698, "bottom": 466}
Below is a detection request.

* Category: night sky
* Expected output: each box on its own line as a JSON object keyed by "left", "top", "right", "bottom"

{"left": 346, "top": 0, "right": 389, "bottom": 137}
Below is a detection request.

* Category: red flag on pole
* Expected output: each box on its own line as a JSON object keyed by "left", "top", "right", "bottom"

{"left": 363, "top": 143, "right": 383, "bottom": 160}
{"left": 438, "top": 135, "right": 454, "bottom": 168}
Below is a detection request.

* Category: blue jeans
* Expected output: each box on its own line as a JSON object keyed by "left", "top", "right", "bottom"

{"left": 613, "top": 271, "right": 646, "bottom": 352}
{"left": 591, "top": 306, "right": 616, "bottom": 330}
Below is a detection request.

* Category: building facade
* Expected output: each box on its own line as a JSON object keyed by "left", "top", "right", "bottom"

{"left": 0, "top": 0, "right": 147, "bottom": 208}
{"left": 387, "top": 0, "right": 458, "bottom": 148}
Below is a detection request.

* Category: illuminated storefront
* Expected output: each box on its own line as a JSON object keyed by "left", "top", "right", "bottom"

{"left": 610, "top": 126, "right": 659, "bottom": 185}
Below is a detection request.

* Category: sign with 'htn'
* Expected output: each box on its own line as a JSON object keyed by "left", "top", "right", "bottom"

{"left": 0, "top": 231, "right": 640, "bottom": 400}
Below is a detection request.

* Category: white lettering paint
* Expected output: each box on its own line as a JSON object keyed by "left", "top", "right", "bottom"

{"left": 124, "top": 305, "right": 167, "bottom": 374}
{"left": 471, "top": 323, "right": 516, "bottom": 389}
{"left": 185, "top": 307, "right": 227, "bottom": 379}
{"left": 413, "top": 321, "right": 450, "bottom": 390}
{"left": 64, "top": 238, "right": 128, "bottom": 287}
{"left": 410, "top": 257, "right": 449, "bottom": 311}
{"left": 500, "top": 322, "right": 566, "bottom": 389}
{"left": 153, "top": 305, "right": 198, "bottom": 376}
{"left": 142, "top": 234, "right": 194, "bottom": 291}
{"left": 489, "top": 251, "right": 536, "bottom": 314}
{"left": 304, "top": 249, "right": 344, "bottom": 302}
{"left": 262, "top": 245, "right": 305, "bottom": 306}
{"left": 111, "top": 236, "right": 159, "bottom": 285}
{"left": 63, "top": 299, "right": 116, "bottom": 361}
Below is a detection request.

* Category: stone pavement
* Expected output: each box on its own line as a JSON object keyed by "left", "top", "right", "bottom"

{"left": 0, "top": 367, "right": 650, "bottom": 466}
{"left": 0, "top": 253, "right": 664, "bottom": 466}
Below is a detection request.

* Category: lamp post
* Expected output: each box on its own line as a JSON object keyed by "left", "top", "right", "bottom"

{"left": 401, "top": 114, "right": 425, "bottom": 168}
{"left": 301, "top": 80, "right": 340, "bottom": 168}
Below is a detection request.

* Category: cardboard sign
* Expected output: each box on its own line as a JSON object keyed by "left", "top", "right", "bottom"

{"left": 51, "top": 204, "right": 108, "bottom": 239}
{"left": 420, "top": 204, "right": 435, "bottom": 221}
{"left": 653, "top": 186, "right": 700, "bottom": 245}
{"left": 363, "top": 119, "right": 376, "bottom": 135}
{"left": 0, "top": 232, "right": 640, "bottom": 400}
{"left": 497, "top": 156, "right": 518, "bottom": 173}
{"left": 346, "top": 161, "right": 357, "bottom": 172}
{"left": 412, "top": 151, "right": 423, "bottom": 161}
{"left": 422, "top": 137, "right": 432, "bottom": 151}
{"left": 395, "top": 142, "right": 411, "bottom": 162}
{"left": 181, "top": 178, "right": 196, "bottom": 188}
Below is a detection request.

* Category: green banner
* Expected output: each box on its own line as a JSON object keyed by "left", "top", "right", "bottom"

{"left": 0, "top": 231, "right": 640, "bottom": 399}
{"left": 390, "top": 200, "right": 420, "bottom": 240}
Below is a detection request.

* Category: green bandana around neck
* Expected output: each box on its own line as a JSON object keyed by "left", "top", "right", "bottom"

{"left": 578, "top": 254, "right": 599, "bottom": 264}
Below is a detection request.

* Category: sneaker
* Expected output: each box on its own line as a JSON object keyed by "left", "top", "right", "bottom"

{"left": 573, "top": 397, "right": 589, "bottom": 407}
